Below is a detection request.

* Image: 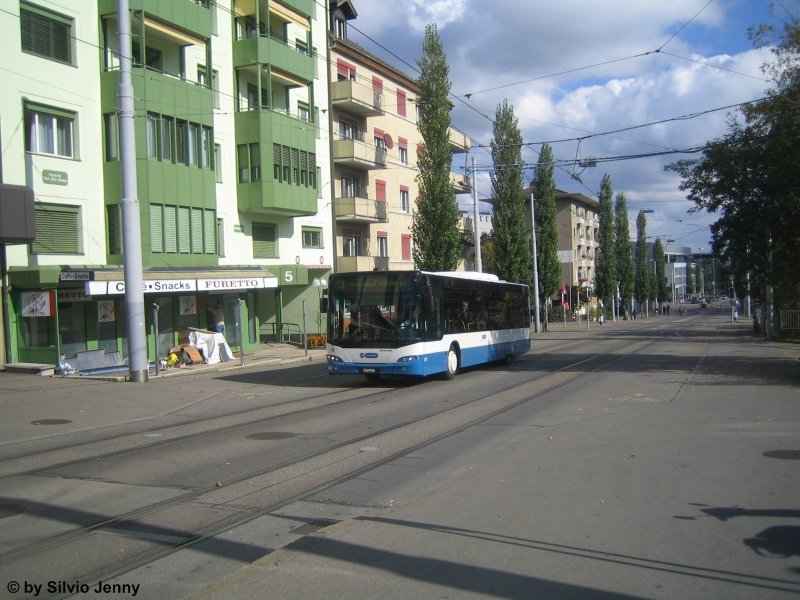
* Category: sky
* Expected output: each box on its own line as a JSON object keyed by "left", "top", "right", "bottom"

{"left": 345, "top": 0, "right": 786, "bottom": 253}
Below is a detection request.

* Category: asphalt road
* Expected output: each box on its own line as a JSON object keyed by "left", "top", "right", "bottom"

{"left": 0, "top": 308, "right": 798, "bottom": 599}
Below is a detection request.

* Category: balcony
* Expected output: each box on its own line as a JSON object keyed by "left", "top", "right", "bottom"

{"left": 449, "top": 127, "right": 470, "bottom": 153}
{"left": 331, "top": 80, "right": 384, "bottom": 117}
{"left": 335, "top": 196, "right": 388, "bottom": 223}
{"left": 333, "top": 135, "right": 386, "bottom": 170}
{"left": 450, "top": 171, "right": 471, "bottom": 194}
{"left": 337, "top": 255, "right": 389, "bottom": 272}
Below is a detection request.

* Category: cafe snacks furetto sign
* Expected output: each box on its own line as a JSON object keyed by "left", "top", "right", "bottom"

{"left": 86, "top": 277, "right": 278, "bottom": 296}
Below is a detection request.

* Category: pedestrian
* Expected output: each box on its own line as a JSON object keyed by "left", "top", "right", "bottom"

{"left": 210, "top": 301, "right": 224, "bottom": 334}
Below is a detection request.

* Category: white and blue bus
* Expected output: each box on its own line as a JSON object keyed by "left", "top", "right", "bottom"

{"left": 324, "top": 271, "right": 531, "bottom": 380}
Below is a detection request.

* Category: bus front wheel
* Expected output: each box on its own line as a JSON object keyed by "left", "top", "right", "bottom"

{"left": 445, "top": 345, "right": 459, "bottom": 380}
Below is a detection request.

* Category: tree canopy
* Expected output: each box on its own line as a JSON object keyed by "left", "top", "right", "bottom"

{"left": 490, "top": 100, "right": 531, "bottom": 284}
{"left": 412, "top": 24, "right": 462, "bottom": 271}
{"left": 667, "top": 8, "right": 800, "bottom": 312}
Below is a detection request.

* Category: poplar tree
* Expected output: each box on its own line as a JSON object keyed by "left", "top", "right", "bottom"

{"left": 634, "top": 210, "right": 650, "bottom": 309}
{"left": 531, "top": 144, "right": 560, "bottom": 320}
{"left": 594, "top": 173, "right": 617, "bottom": 312}
{"left": 654, "top": 238, "right": 667, "bottom": 302}
{"left": 490, "top": 100, "right": 531, "bottom": 284}
{"left": 614, "top": 192, "right": 634, "bottom": 316}
{"left": 412, "top": 24, "right": 462, "bottom": 271}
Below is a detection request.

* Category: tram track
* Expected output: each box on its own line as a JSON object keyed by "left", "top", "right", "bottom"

{"left": 1, "top": 332, "right": 694, "bottom": 597}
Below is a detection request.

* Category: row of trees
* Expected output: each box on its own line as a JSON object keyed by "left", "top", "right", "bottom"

{"left": 410, "top": 25, "right": 669, "bottom": 321}
{"left": 413, "top": 13, "right": 800, "bottom": 327}
{"left": 667, "top": 10, "right": 800, "bottom": 332}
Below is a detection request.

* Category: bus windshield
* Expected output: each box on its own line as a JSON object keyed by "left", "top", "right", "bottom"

{"left": 327, "top": 272, "right": 428, "bottom": 347}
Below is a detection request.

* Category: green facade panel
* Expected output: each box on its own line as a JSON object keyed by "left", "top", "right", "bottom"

{"left": 233, "top": 37, "right": 315, "bottom": 81}
{"left": 98, "top": 0, "right": 213, "bottom": 39}
{"left": 235, "top": 110, "right": 317, "bottom": 216}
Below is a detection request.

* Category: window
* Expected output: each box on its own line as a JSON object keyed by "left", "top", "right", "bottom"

{"left": 341, "top": 174, "right": 359, "bottom": 198}
{"left": 198, "top": 65, "right": 220, "bottom": 108}
{"left": 343, "top": 232, "right": 362, "bottom": 257}
{"left": 160, "top": 116, "right": 173, "bottom": 161}
{"left": 400, "top": 186, "right": 410, "bottom": 212}
{"left": 398, "top": 137, "right": 408, "bottom": 164}
{"left": 187, "top": 123, "right": 199, "bottom": 166}
{"left": 214, "top": 143, "right": 222, "bottom": 182}
{"left": 336, "top": 59, "right": 356, "bottom": 81}
{"left": 146, "top": 113, "right": 159, "bottom": 158}
{"left": 377, "top": 232, "right": 388, "bottom": 258}
{"left": 237, "top": 144, "right": 249, "bottom": 182}
{"left": 200, "top": 127, "right": 212, "bottom": 168}
{"left": 297, "top": 102, "right": 310, "bottom": 121}
{"left": 131, "top": 41, "right": 162, "bottom": 71}
{"left": 104, "top": 113, "right": 118, "bottom": 161}
{"left": 32, "top": 204, "right": 80, "bottom": 254}
{"left": 21, "top": 3, "right": 73, "bottom": 64}
{"left": 302, "top": 227, "right": 323, "bottom": 249}
{"left": 250, "top": 143, "right": 261, "bottom": 181}
{"left": 339, "top": 119, "right": 355, "bottom": 140}
{"left": 252, "top": 222, "right": 277, "bottom": 258}
{"left": 24, "top": 103, "right": 75, "bottom": 158}
{"left": 176, "top": 120, "right": 188, "bottom": 164}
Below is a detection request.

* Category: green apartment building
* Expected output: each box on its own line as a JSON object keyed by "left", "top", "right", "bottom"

{"left": 1, "top": 0, "right": 332, "bottom": 368}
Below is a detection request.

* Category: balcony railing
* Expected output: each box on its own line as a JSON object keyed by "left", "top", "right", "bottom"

{"left": 335, "top": 197, "right": 388, "bottom": 223}
{"left": 333, "top": 136, "right": 386, "bottom": 169}
{"left": 450, "top": 171, "right": 471, "bottom": 194}
{"left": 337, "top": 255, "right": 389, "bottom": 272}
{"left": 331, "top": 80, "right": 384, "bottom": 117}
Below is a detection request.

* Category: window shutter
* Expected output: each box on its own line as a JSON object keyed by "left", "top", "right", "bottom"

{"left": 149, "top": 204, "right": 163, "bottom": 253}
{"left": 252, "top": 222, "right": 276, "bottom": 258}
{"left": 107, "top": 204, "right": 121, "bottom": 254}
{"left": 32, "top": 205, "right": 79, "bottom": 254}
{"left": 204, "top": 210, "right": 216, "bottom": 254}
{"left": 178, "top": 207, "right": 191, "bottom": 253}
{"left": 191, "top": 208, "right": 204, "bottom": 253}
{"left": 163, "top": 205, "right": 177, "bottom": 253}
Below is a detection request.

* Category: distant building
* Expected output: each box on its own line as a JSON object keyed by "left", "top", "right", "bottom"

{"left": 524, "top": 188, "right": 600, "bottom": 296}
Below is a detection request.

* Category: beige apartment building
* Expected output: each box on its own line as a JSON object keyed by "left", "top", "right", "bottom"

{"left": 328, "top": 1, "right": 470, "bottom": 273}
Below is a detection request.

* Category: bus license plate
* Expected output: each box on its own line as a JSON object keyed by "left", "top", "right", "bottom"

{"left": 363, "top": 368, "right": 376, "bottom": 374}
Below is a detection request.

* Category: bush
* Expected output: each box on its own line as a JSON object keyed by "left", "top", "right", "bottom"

{"left": 308, "top": 334, "right": 327, "bottom": 347}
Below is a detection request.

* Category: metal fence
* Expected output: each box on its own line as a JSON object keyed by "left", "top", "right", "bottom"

{"left": 780, "top": 310, "right": 800, "bottom": 330}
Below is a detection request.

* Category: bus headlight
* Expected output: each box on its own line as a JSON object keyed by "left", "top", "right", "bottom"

{"left": 397, "top": 355, "right": 419, "bottom": 362}
{"left": 327, "top": 354, "right": 343, "bottom": 362}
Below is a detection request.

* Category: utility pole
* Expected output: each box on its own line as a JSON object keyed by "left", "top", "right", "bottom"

{"left": 471, "top": 157, "right": 481, "bottom": 273}
{"left": 118, "top": 0, "right": 148, "bottom": 382}
{"left": 530, "top": 192, "right": 540, "bottom": 333}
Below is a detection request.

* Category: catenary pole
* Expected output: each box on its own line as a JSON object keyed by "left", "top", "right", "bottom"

{"left": 472, "top": 157, "right": 481, "bottom": 272}
{"left": 530, "top": 192, "right": 541, "bottom": 333}
{"left": 118, "top": 0, "right": 148, "bottom": 382}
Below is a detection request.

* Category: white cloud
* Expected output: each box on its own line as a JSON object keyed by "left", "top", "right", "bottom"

{"left": 347, "top": 0, "right": 780, "bottom": 246}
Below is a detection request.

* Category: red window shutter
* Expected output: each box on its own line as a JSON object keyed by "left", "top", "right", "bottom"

{"left": 376, "top": 180, "right": 386, "bottom": 202}
{"left": 397, "top": 89, "right": 406, "bottom": 117}
{"left": 398, "top": 137, "right": 407, "bottom": 147}
{"left": 337, "top": 60, "right": 356, "bottom": 79}
{"left": 377, "top": 230, "right": 388, "bottom": 238}
{"left": 401, "top": 234, "right": 411, "bottom": 261}
{"left": 372, "top": 76, "right": 383, "bottom": 94}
